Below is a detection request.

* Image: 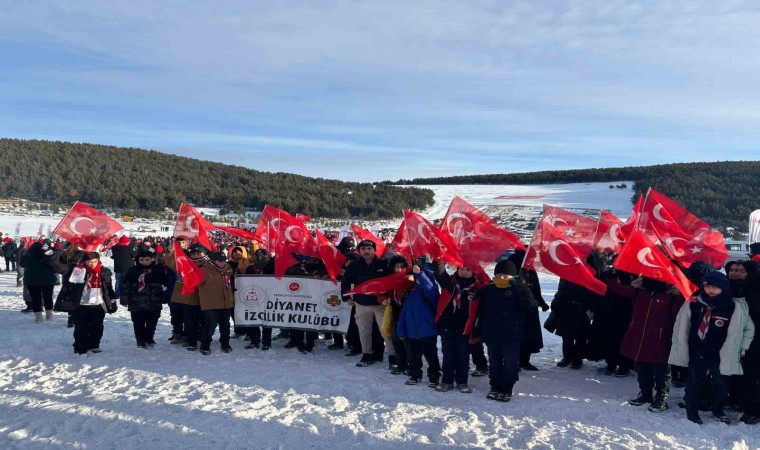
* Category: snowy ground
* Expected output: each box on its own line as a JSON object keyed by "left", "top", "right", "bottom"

{"left": 1, "top": 183, "right": 757, "bottom": 449}
{"left": 0, "top": 269, "right": 757, "bottom": 449}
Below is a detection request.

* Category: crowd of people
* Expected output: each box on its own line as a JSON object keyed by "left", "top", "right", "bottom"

{"left": 1, "top": 230, "right": 759, "bottom": 426}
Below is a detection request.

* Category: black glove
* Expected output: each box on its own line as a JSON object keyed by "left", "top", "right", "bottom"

{"left": 540, "top": 302, "right": 550, "bottom": 312}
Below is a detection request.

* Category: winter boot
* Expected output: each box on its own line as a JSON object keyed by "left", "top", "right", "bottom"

{"left": 355, "top": 354, "right": 375, "bottom": 367}
{"left": 45, "top": 310, "right": 54, "bottom": 321}
{"left": 486, "top": 389, "right": 500, "bottom": 400}
{"left": 388, "top": 355, "right": 397, "bottom": 371}
{"left": 67, "top": 315, "right": 74, "bottom": 328}
{"left": 648, "top": 393, "right": 669, "bottom": 412}
{"left": 34, "top": 311, "right": 43, "bottom": 323}
{"left": 687, "top": 410, "right": 702, "bottom": 424}
{"left": 556, "top": 359, "right": 571, "bottom": 368}
{"left": 169, "top": 333, "right": 184, "bottom": 344}
{"left": 20, "top": 306, "right": 33, "bottom": 313}
{"left": 471, "top": 367, "right": 489, "bottom": 377}
{"left": 713, "top": 411, "right": 731, "bottom": 424}
{"left": 435, "top": 383, "right": 453, "bottom": 392}
{"left": 457, "top": 384, "right": 473, "bottom": 394}
{"left": 628, "top": 391, "right": 654, "bottom": 406}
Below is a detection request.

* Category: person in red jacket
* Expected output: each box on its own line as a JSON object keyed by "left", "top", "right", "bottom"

{"left": 607, "top": 273, "right": 684, "bottom": 412}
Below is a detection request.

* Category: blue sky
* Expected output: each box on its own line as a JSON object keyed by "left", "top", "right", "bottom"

{"left": 1, "top": 1, "right": 759, "bottom": 181}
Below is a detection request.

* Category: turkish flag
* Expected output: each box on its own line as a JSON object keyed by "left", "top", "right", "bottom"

{"left": 440, "top": 196, "right": 525, "bottom": 267}
{"left": 53, "top": 201, "right": 124, "bottom": 252}
{"left": 614, "top": 229, "right": 697, "bottom": 299}
{"left": 637, "top": 188, "right": 726, "bottom": 268}
{"left": 541, "top": 205, "right": 598, "bottom": 258}
{"left": 253, "top": 205, "right": 280, "bottom": 251}
{"left": 295, "top": 213, "right": 312, "bottom": 223}
{"left": 390, "top": 221, "right": 413, "bottom": 261}
{"left": 594, "top": 210, "right": 626, "bottom": 252}
{"left": 215, "top": 225, "right": 257, "bottom": 241}
{"left": 651, "top": 223, "right": 729, "bottom": 269}
{"left": 315, "top": 229, "right": 345, "bottom": 283}
{"left": 174, "top": 203, "right": 214, "bottom": 250}
{"left": 639, "top": 188, "right": 710, "bottom": 237}
{"left": 351, "top": 224, "right": 387, "bottom": 257}
{"left": 258, "top": 205, "right": 320, "bottom": 279}
{"left": 620, "top": 195, "right": 643, "bottom": 238}
{"left": 173, "top": 241, "right": 206, "bottom": 295}
{"left": 403, "top": 210, "right": 463, "bottom": 266}
{"left": 345, "top": 271, "right": 414, "bottom": 296}
{"left": 524, "top": 220, "right": 607, "bottom": 295}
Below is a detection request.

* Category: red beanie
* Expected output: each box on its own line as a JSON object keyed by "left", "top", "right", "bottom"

{"left": 118, "top": 235, "right": 131, "bottom": 245}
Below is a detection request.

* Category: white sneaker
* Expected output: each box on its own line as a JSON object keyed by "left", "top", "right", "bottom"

{"left": 45, "top": 310, "right": 54, "bottom": 321}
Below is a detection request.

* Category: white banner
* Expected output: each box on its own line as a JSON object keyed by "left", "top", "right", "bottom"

{"left": 234, "top": 275, "right": 350, "bottom": 333}
{"left": 749, "top": 209, "right": 760, "bottom": 244}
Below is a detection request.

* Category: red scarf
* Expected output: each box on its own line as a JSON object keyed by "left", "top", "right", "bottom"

{"left": 85, "top": 262, "right": 103, "bottom": 290}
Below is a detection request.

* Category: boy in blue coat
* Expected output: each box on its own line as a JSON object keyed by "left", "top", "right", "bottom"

{"left": 397, "top": 262, "right": 441, "bottom": 387}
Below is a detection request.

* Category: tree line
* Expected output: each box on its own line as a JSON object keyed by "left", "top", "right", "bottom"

{"left": 391, "top": 161, "right": 760, "bottom": 231}
{"left": 0, "top": 139, "right": 434, "bottom": 220}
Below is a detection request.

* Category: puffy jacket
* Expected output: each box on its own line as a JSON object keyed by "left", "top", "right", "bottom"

{"left": 608, "top": 276, "right": 683, "bottom": 364}
{"left": 58, "top": 265, "right": 117, "bottom": 311}
{"left": 396, "top": 267, "right": 440, "bottom": 340}
{"left": 121, "top": 263, "right": 169, "bottom": 312}
{"left": 669, "top": 295, "right": 755, "bottom": 376}
{"left": 473, "top": 276, "right": 536, "bottom": 344}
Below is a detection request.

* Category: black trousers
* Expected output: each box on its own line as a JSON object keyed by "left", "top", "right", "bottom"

{"left": 247, "top": 326, "right": 272, "bottom": 346}
{"left": 5, "top": 256, "right": 16, "bottom": 271}
{"left": 740, "top": 369, "right": 760, "bottom": 416}
{"left": 73, "top": 306, "right": 105, "bottom": 354}
{"left": 27, "top": 285, "right": 54, "bottom": 312}
{"left": 169, "top": 303, "right": 184, "bottom": 335}
{"left": 290, "top": 330, "right": 318, "bottom": 351}
{"left": 346, "top": 306, "right": 360, "bottom": 349}
{"left": 183, "top": 304, "right": 203, "bottom": 346}
{"left": 201, "top": 309, "right": 231, "bottom": 351}
{"left": 471, "top": 341, "right": 488, "bottom": 370}
{"left": 131, "top": 310, "right": 161, "bottom": 344}
{"left": 392, "top": 333, "right": 408, "bottom": 370}
{"left": 404, "top": 335, "right": 441, "bottom": 382}
{"left": 562, "top": 334, "right": 588, "bottom": 364}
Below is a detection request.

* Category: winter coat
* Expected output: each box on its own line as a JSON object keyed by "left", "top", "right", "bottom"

{"left": 121, "top": 263, "right": 169, "bottom": 312}
{"left": 110, "top": 244, "right": 137, "bottom": 273}
{"left": 742, "top": 276, "right": 760, "bottom": 374}
{"left": 341, "top": 255, "right": 390, "bottom": 306}
{"left": 164, "top": 251, "right": 200, "bottom": 306}
{"left": 2, "top": 240, "right": 18, "bottom": 260}
{"left": 197, "top": 262, "right": 234, "bottom": 311}
{"left": 549, "top": 279, "right": 599, "bottom": 338}
{"left": 396, "top": 267, "right": 440, "bottom": 340}
{"left": 58, "top": 265, "right": 117, "bottom": 311}
{"left": 434, "top": 264, "right": 479, "bottom": 336}
{"left": 669, "top": 295, "right": 755, "bottom": 376}
{"left": 20, "top": 243, "right": 65, "bottom": 286}
{"left": 608, "top": 276, "right": 683, "bottom": 364}
{"left": 521, "top": 268, "right": 546, "bottom": 353}
{"left": 473, "top": 276, "right": 537, "bottom": 344}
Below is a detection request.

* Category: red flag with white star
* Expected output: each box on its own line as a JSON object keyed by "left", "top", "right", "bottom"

{"left": 541, "top": 205, "right": 598, "bottom": 258}
{"left": 439, "top": 196, "right": 525, "bottom": 268}
{"left": 174, "top": 203, "right": 215, "bottom": 250}
{"left": 53, "top": 201, "right": 123, "bottom": 252}
{"left": 524, "top": 219, "right": 607, "bottom": 295}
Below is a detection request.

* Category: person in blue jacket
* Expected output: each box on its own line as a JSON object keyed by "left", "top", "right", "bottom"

{"left": 397, "top": 261, "right": 441, "bottom": 387}
{"left": 473, "top": 259, "right": 537, "bottom": 402}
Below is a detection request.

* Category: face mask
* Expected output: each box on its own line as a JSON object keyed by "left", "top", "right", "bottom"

{"left": 492, "top": 277, "right": 512, "bottom": 289}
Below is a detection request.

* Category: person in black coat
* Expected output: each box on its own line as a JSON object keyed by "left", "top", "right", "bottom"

{"left": 731, "top": 260, "right": 760, "bottom": 424}
{"left": 59, "top": 252, "right": 117, "bottom": 354}
{"left": 243, "top": 249, "right": 275, "bottom": 350}
{"left": 2, "top": 238, "right": 18, "bottom": 271}
{"left": 549, "top": 279, "right": 600, "bottom": 369}
{"left": 121, "top": 251, "right": 169, "bottom": 348}
{"left": 20, "top": 240, "right": 66, "bottom": 323}
{"left": 472, "top": 260, "right": 537, "bottom": 402}
{"left": 111, "top": 235, "right": 137, "bottom": 298}
{"left": 507, "top": 251, "right": 549, "bottom": 371}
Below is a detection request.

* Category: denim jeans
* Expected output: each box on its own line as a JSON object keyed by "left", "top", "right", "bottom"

{"left": 440, "top": 329, "right": 471, "bottom": 385}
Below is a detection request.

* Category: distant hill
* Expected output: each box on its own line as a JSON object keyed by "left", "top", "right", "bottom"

{"left": 393, "top": 161, "right": 760, "bottom": 231}
{"left": 0, "top": 139, "right": 434, "bottom": 219}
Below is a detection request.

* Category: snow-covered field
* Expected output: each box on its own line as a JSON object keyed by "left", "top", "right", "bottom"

{"left": 0, "top": 183, "right": 757, "bottom": 449}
